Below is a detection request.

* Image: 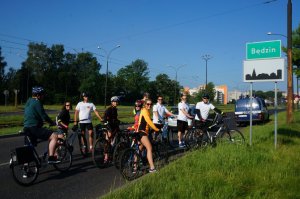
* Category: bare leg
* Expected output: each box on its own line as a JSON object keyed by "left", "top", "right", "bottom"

{"left": 88, "top": 129, "right": 93, "bottom": 150}
{"left": 48, "top": 133, "right": 58, "bottom": 156}
{"left": 140, "top": 135, "right": 154, "bottom": 169}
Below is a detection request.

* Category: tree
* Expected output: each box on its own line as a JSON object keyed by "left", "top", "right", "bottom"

{"left": 148, "top": 74, "right": 176, "bottom": 104}
{"left": 0, "top": 47, "right": 7, "bottom": 102}
{"left": 116, "top": 59, "right": 150, "bottom": 102}
{"left": 194, "top": 82, "right": 216, "bottom": 103}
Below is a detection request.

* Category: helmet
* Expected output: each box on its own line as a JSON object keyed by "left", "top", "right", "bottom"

{"left": 32, "top": 86, "right": 45, "bottom": 95}
{"left": 135, "top": 100, "right": 143, "bottom": 108}
{"left": 81, "top": 92, "right": 89, "bottom": 97}
{"left": 111, "top": 96, "right": 119, "bottom": 102}
{"left": 202, "top": 93, "right": 210, "bottom": 99}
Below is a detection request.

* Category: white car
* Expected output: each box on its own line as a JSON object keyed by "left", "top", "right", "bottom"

{"left": 167, "top": 105, "right": 196, "bottom": 129}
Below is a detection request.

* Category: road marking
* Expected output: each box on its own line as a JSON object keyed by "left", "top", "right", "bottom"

{"left": 0, "top": 162, "right": 9, "bottom": 167}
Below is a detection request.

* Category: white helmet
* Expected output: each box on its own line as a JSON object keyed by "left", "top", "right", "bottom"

{"left": 111, "top": 96, "right": 119, "bottom": 102}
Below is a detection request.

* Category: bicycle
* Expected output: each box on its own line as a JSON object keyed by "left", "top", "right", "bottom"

{"left": 70, "top": 124, "right": 89, "bottom": 157}
{"left": 9, "top": 129, "right": 72, "bottom": 186}
{"left": 92, "top": 122, "right": 130, "bottom": 169}
{"left": 119, "top": 130, "right": 169, "bottom": 181}
{"left": 184, "top": 113, "right": 245, "bottom": 149}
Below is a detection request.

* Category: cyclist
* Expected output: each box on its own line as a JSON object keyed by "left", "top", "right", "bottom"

{"left": 103, "top": 96, "right": 120, "bottom": 146}
{"left": 56, "top": 101, "right": 72, "bottom": 136}
{"left": 131, "top": 100, "right": 143, "bottom": 131}
{"left": 137, "top": 99, "right": 160, "bottom": 173}
{"left": 74, "top": 92, "right": 102, "bottom": 153}
{"left": 195, "top": 93, "right": 223, "bottom": 130}
{"left": 152, "top": 95, "right": 174, "bottom": 140}
{"left": 23, "top": 86, "right": 59, "bottom": 164}
{"left": 177, "top": 93, "right": 193, "bottom": 148}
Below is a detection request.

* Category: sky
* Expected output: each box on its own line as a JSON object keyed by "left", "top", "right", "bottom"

{"left": 1, "top": 0, "right": 300, "bottom": 93}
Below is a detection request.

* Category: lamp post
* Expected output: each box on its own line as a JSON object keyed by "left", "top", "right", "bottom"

{"left": 97, "top": 45, "right": 121, "bottom": 108}
{"left": 168, "top": 65, "right": 185, "bottom": 105}
{"left": 202, "top": 54, "right": 212, "bottom": 91}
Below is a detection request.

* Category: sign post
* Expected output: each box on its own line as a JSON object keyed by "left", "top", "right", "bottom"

{"left": 244, "top": 40, "right": 284, "bottom": 148}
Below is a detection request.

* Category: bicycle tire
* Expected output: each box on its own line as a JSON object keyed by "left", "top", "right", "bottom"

{"left": 53, "top": 141, "right": 73, "bottom": 172}
{"left": 184, "top": 129, "right": 202, "bottom": 150}
{"left": 220, "top": 129, "right": 245, "bottom": 145}
{"left": 113, "top": 141, "right": 129, "bottom": 170}
{"left": 119, "top": 148, "right": 140, "bottom": 181}
{"left": 10, "top": 158, "right": 39, "bottom": 186}
{"left": 152, "top": 142, "right": 169, "bottom": 168}
{"left": 92, "top": 138, "right": 108, "bottom": 168}
{"left": 78, "top": 133, "right": 88, "bottom": 157}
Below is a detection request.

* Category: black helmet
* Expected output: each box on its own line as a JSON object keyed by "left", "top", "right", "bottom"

{"left": 32, "top": 86, "right": 45, "bottom": 95}
{"left": 111, "top": 96, "right": 119, "bottom": 102}
{"left": 81, "top": 92, "right": 89, "bottom": 97}
{"left": 202, "top": 93, "right": 210, "bottom": 99}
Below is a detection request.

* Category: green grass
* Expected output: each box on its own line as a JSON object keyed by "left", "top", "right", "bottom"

{"left": 101, "top": 111, "right": 300, "bottom": 199}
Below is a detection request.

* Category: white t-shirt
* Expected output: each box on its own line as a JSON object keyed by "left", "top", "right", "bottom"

{"left": 75, "top": 101, "right": 96, "bottom": 123}
{"left": 152, "top": 103, "right": 170, "bottom": 124}
{"left": 177, "top": 102, "right": 189, "bottom": 122}
{"left": 195, "top": 101, "right": 215, "bottom": 120}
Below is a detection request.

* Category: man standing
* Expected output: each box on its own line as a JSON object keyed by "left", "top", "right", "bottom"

{"left": 153, "top": 95, "right": 174, "bottom": 139}
{"left": 194, "top": 94, "right": 223, "bottom": 129}
{"left": 177, "top": 93, "right": 193, "bottom": 148}
{"left": 74, "top": 92, "right": 102, "bottom": 153}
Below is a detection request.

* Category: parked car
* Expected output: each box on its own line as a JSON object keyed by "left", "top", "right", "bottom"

{"left": 234, "top": 97, "right": 269, "bottom": 126}
{"left": 168, "top": 104, "right": 196, "bottom": 130}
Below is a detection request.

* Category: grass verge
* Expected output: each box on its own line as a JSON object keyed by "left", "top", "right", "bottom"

{"left": 102, "top": 110, "right": 300, "bottom": 199}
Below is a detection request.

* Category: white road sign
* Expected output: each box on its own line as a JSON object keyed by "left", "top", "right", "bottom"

{"left": 243, "top": 58, "right": 285, "bottom": 82}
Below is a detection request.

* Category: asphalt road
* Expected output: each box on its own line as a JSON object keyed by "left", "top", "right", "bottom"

{"left": 0, "top": 135, "right": 127, "bottom": 199}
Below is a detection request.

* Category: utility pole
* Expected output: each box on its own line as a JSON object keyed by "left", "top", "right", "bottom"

{"left": 287, "top": 0, "right": 293, "bottom": 123}
{"left": 202, "top": 54, "right": 212, "bottom": 91}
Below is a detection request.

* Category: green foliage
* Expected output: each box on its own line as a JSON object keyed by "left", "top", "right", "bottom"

{"left": 102, "top": 111, "right": 300, "bottom": 199}
{"left": 193, "top": 82, "right": 216, "bottom": 103}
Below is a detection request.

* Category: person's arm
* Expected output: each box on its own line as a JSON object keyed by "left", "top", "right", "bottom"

{"left": 94, "top": 109, "right": 103, "bottom": 121}
{"left": 195, "top": 109, "right": 203, "bottom": 120}
{"left": 57, "top": 111, "right": 68, "bottom": 129}
{"left": 180, "top": 108, "right": 193, "bottom": 119}
{"left": 74, "top": 109, "right": 79, "bottom": 125}
{"left": 153, "top": 105, "right": 159, "bottom": 122}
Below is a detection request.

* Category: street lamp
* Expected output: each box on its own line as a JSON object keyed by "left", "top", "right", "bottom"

{"left": 202, "top": 54, "right": 212, "bottom": 91}
{"left": 167, "top": 65, "right": 185, "bottom": 105}
{"left": 97, "top": 45, "right": 121, "bottom": 108}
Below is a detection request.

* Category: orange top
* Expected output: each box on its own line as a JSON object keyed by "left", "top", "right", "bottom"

{"left": 138, "top": 108, "right": 159, "bottom": 134}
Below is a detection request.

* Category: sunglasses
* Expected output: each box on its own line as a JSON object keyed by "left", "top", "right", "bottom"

{"left": 65, "top": 104, "right": 70, "bottom": 106}
{"left": 146, "top": 103, "right": 152, "bottom": 106}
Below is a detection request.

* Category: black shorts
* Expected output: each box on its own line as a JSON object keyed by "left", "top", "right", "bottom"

{"left": 24, "top": 126, "right": 53, "bottom": 145}
{"left": 177, "top": 120, "right": 188, "bottom": 132}
{"left": 79, "top": 123, "right": 93, "bottom": 132}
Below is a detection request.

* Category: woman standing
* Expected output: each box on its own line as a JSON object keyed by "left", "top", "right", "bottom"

{"left": 137, "top": 99, "right": 160, "bottom": 173}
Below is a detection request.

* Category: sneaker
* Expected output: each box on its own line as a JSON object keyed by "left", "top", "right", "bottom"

{"left": 149, "top": 168, "right": 157, "bottom": 173}
{"left": 179, "top": 143, "right": 186, "bottom": 148}
{"left": 48, "top": 156, "right": 61, "bottom": 164}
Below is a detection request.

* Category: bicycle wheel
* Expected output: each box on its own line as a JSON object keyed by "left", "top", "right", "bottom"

{"left": 53, "top": 142, "right": 73, "bottom": 172}
{"left": 220, "top": 129, "right": 245, "bottom": 145}
{"left": 113, "top": 141, "right": 129, "bottom": 170}
{"left": 119, "top": 148, "right": 140, "bottom": 181}
{"left": 78, "top": 133, "right": 88, "bottom": 157}
{"left": 92, "top": 138, "right": 108, "bottom": 168}
{"left": 10, "top": 158, "right": 39, "bottom": 186}
{"left": 152, "top": 142, "right": 169, "bottom": 168}
{"left": 184, "top": 129, "right": 203, "bottom": 150}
